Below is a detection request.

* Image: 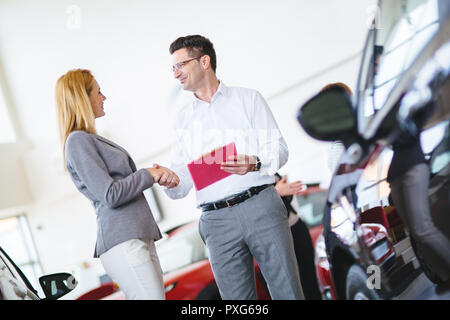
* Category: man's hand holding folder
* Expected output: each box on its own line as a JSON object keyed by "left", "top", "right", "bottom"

{"left": 187, "top": 142, "right": 260, "bottom": 191}
{"left": 220, "top": 154, "right": 258, "bottom": 175}
{"left": 185, "top": 142, "right": 236, "bottom": 191}
{"left": 154, "top": 142, "right": 258, "bottom": 191}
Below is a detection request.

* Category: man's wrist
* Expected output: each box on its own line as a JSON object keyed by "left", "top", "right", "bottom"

{"left": 251, "top": 156, "right": 261, "bottom": 172}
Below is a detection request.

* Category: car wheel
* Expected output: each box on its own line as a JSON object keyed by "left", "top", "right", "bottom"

{"left": 345, "top": 264, "right": 381, "bottom": 300}
{"left": 195, "top": 282, "right": 221, "bottom": 300}
{"left": 409, "top": 235, "right": 445, "bottom": 285}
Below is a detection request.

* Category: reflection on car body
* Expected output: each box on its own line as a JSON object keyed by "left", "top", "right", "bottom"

{"left": 298, "top": 0, "right": 450, "bottom": 300}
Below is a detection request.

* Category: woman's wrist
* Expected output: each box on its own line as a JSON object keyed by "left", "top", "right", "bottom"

{"left": 146, "top": 168, "right": 158, "bottom": 180}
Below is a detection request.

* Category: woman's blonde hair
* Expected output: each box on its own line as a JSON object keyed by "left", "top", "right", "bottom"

{"left": 55, "top": 69, "right": 97, "bottom": 167}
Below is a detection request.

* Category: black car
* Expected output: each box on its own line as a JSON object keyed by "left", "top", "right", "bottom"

{"left": 297, "top": 0, "right": 450, "bottom": 299}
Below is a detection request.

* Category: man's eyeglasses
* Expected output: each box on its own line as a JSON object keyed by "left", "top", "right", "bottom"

{"left": 172, "top": 56, "right": 201, "bottom": 72}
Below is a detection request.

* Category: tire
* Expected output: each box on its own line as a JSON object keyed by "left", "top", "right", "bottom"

{"left": 345, "top": 264, "right": 381, "bottom": 300}
{"left": 409, "top": 235, "right": 444, "bottom": 285}
{"left": 195, "top": 282, "right": 222, "bottom": 300}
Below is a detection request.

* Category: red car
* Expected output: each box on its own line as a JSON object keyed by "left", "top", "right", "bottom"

{"left": 78, "top": 186, "right": 327, "bottom": 300}
{"left": 78, "top": 220, "right": 270, "bottom": 300}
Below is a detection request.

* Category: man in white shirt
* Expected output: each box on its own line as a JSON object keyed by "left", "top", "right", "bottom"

{"left": 161, "top": 35, "right": 303, "bottom": 300}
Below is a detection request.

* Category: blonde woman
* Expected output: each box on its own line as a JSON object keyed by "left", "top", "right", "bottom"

{"left": 55, "top": 69, "right": 179, "bottom": 299}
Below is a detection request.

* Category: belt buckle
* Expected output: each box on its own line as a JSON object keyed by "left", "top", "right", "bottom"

{"left": 225, "top": 199, "right": 232, "bottom": 208}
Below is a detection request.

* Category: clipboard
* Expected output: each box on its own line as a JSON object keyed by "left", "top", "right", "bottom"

{"left": 187, "top": 142, "right": 237, "bottom": 191}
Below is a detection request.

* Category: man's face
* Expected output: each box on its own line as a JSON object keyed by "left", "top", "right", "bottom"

{"left": 172, "top": 48, "right": 202, "bottom": 92}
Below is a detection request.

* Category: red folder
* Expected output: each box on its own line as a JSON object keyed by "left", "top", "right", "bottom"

{"left": 187, "top": 142, "right": 237, "bottom": 191}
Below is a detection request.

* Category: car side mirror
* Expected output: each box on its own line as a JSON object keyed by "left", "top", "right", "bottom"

{"left": 297, "top": 86, "right": 357, "bottom": 143}
{"left": 39, "top": 272, "right": 77, "bottom": 300}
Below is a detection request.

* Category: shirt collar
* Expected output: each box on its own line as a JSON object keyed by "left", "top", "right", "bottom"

{"left": 216, "top": 80, "right": 227, "bottom": 97}
{"left": 192, "top": 80, "right": 227, "bottom": 108}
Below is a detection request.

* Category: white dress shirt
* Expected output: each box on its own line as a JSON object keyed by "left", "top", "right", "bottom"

{"left": 164, "top": 81, "right": 289, "bottom": 206}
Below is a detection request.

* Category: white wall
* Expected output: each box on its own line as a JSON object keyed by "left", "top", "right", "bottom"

{"left": 0, "top": 0, "right": 370, "bottom": 155}
{"left": 0, "top": 142, "right": 33, "bottom": 209}
{"left": 268, "top": 54, "right": 361, "bottom": 185}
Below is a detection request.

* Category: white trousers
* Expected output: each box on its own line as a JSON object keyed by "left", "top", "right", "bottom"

{"left": 99, "top": 238, "right": 165, "bottom": 300}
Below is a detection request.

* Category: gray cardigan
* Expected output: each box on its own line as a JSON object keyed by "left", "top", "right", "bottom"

{"left": 65, "top": 130, "right": 162, "bottom": 258}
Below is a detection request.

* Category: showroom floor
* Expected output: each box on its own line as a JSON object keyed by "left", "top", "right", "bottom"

{"left": 393, "top": 272, "right": 450, "bottom": 300}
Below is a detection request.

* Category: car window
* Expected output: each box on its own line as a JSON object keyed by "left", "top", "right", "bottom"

{"left": 295, "top": 190, "right": 327, "bottom": 228}
{"left": 156, "top": 225, "right": 207, "bottom": 274}
{"left": 357, "top": 0, "right": 440, "bottom": 133}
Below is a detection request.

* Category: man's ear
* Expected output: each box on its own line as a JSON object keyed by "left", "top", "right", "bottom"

{"left": 200, "top": 55, "right": 211, "bottom": 70}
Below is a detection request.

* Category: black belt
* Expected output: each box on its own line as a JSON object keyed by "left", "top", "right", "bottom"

{"left": 200, "top": 184, "right": 271, "bottom": 212}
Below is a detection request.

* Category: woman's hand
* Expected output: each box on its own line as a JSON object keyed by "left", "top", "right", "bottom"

{"left": 275, "top": 175, "right": 304, "bottom": 196}
{"left": 147, "top": 165, "right": 179, "bottom": 189}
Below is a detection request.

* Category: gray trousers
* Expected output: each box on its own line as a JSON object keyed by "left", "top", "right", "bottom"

{"left": 198, "top": 186, "right": 304, "bottom": 300}
{"left": 390, "top": 163, "right": 450, "bottom": 282}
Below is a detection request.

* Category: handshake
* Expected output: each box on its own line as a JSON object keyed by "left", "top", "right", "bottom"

{"left": 147, "top": 163, "right": 180, "bottom": 189}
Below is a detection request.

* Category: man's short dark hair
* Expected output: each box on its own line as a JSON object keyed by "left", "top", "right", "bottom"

{"left": 169, "top": 35, "right": 217, "bottom": 73}
{"left": 320, "top": 82, "right": 353, "bottom": 97}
